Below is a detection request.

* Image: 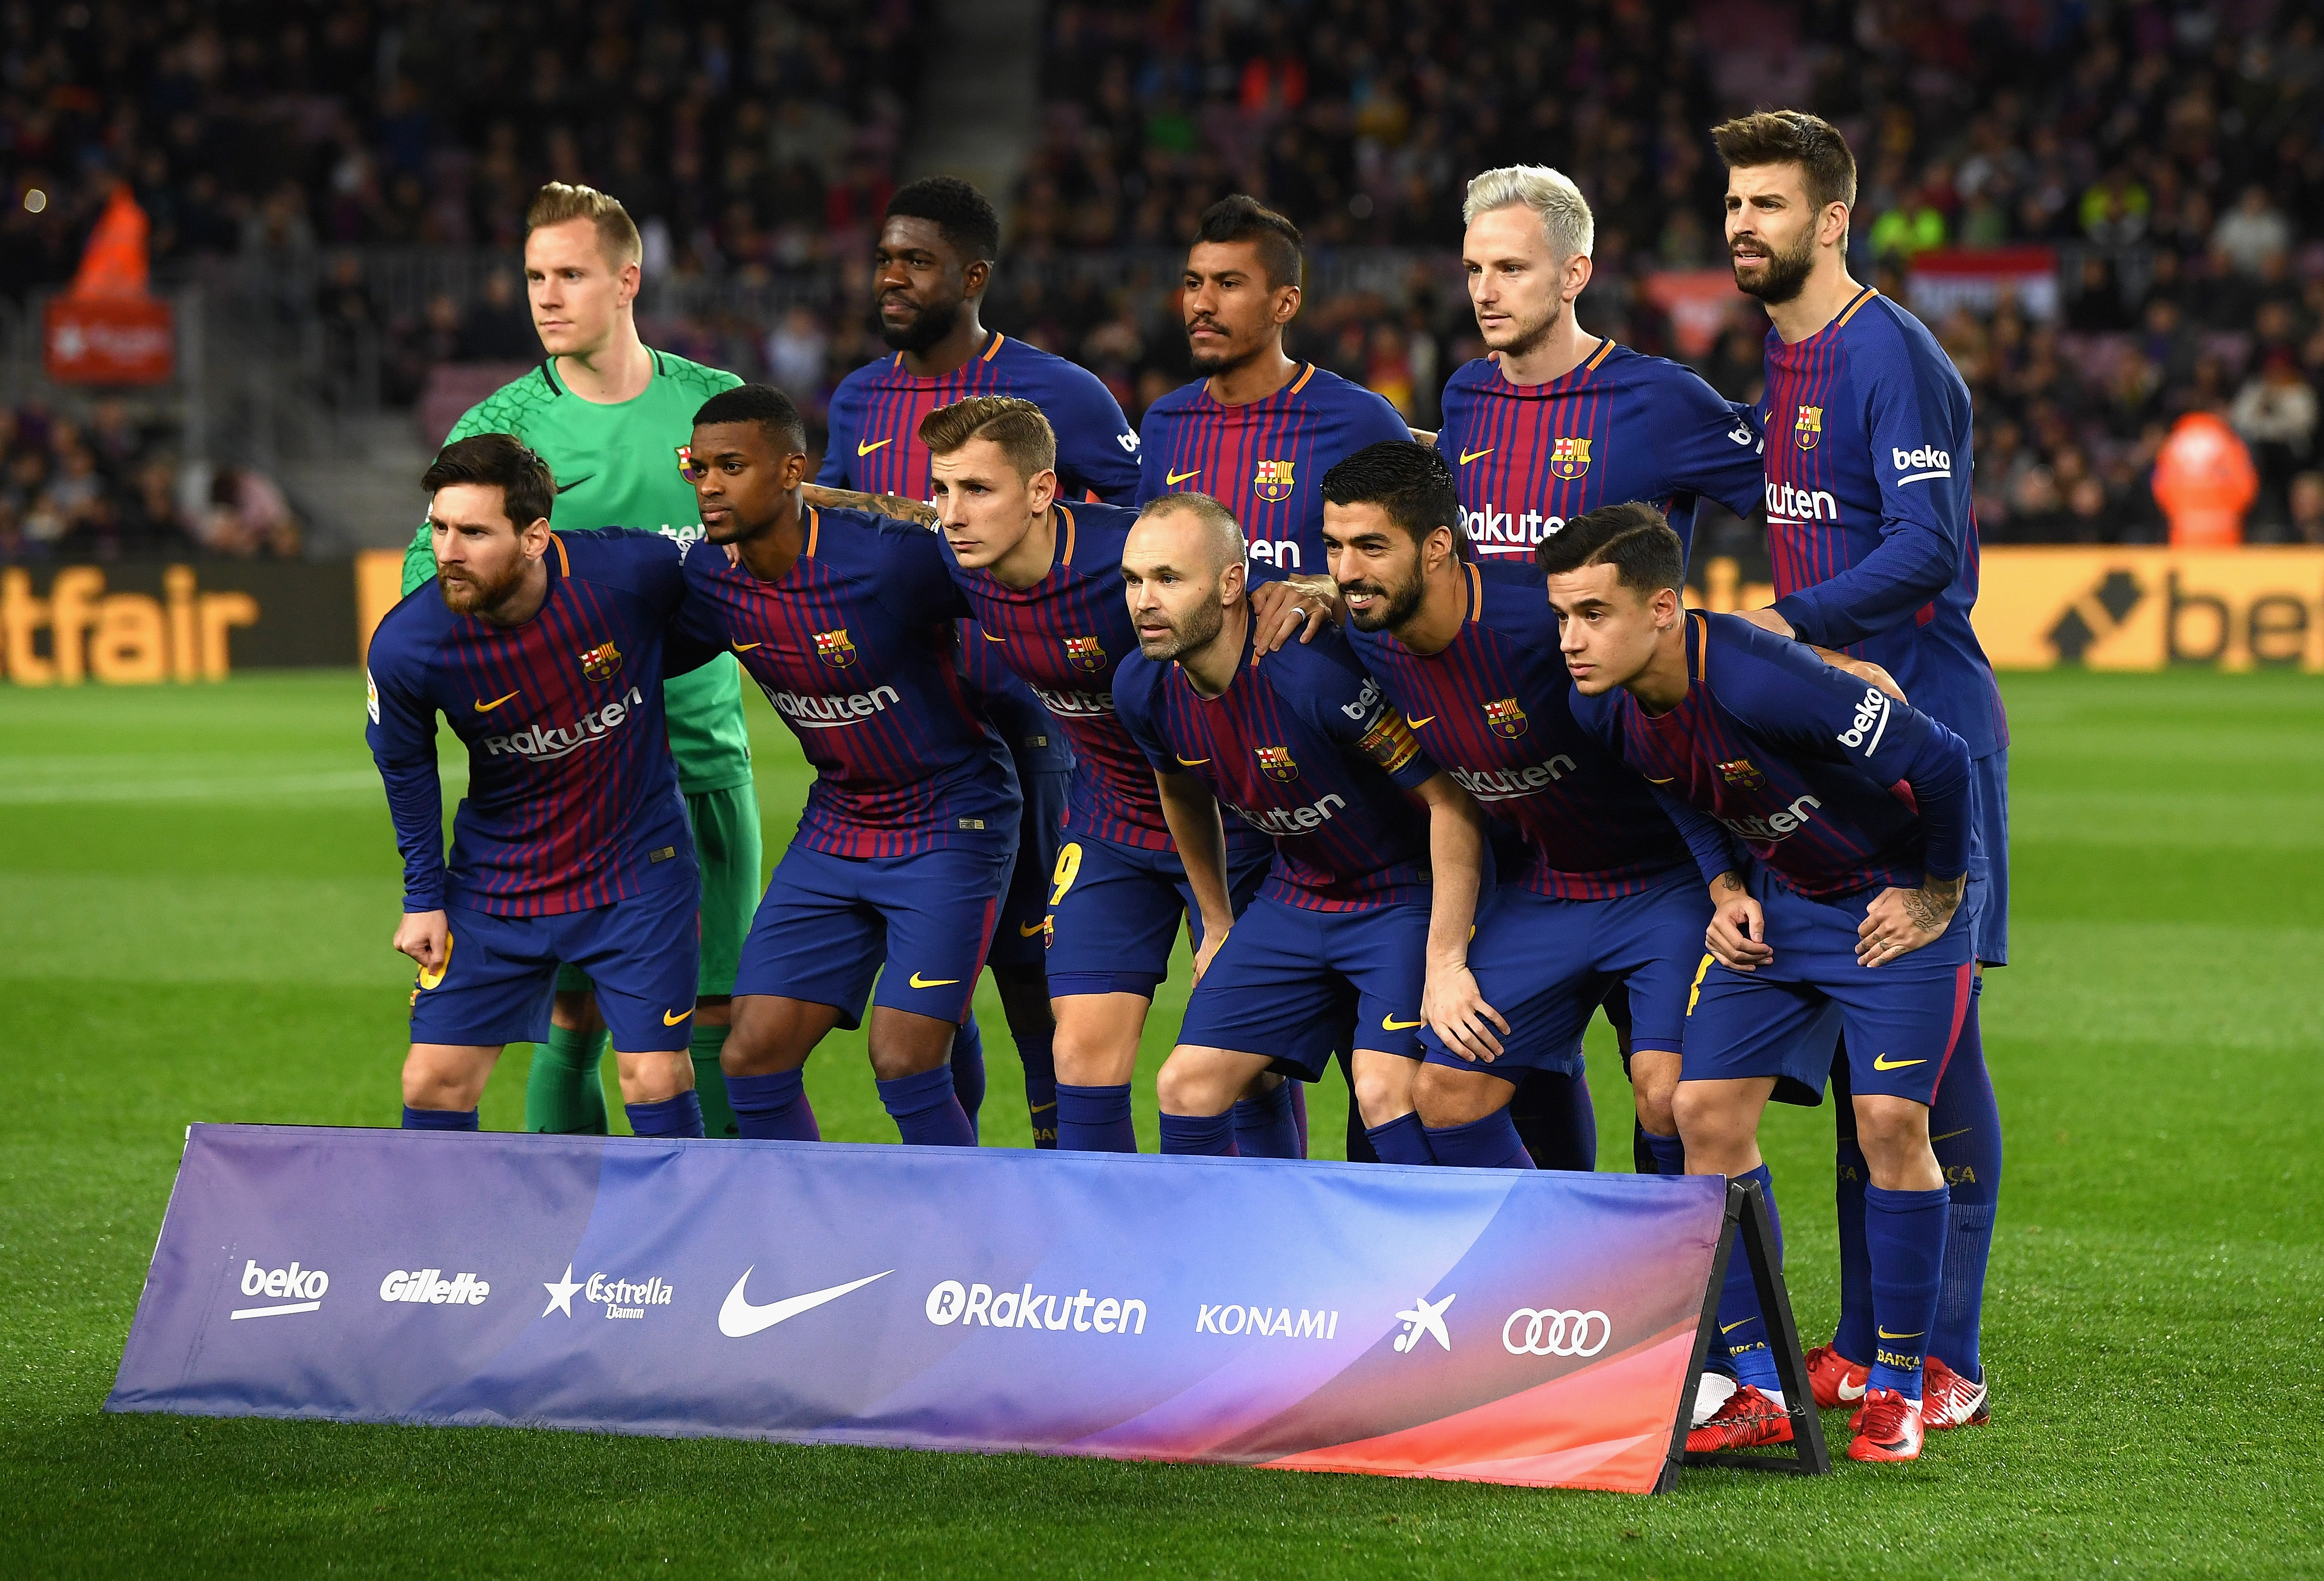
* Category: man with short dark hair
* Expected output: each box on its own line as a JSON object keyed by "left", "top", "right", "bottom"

{"left": 367, "top": 433, "right": 711, "bottom": 1140}
{"left": 1547, "top": 499, "right": 1973, "bottom": 1466}
{"left": 677, "top": 384, "right": 1017, "bottom": 1149}
{"left": 1716, "top": 109, "right": 2006, "bottom": 1432}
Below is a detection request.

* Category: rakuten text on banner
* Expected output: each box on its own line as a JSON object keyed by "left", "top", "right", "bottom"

{"left": 111, "top": 1126, "right": 1725, "bottom": 1494}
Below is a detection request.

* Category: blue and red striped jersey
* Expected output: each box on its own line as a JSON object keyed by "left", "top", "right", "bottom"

{"left": 1570, "top": 612, "right": 1973, "bottom": 902}
{"left": 819, "top": 332, "right": 1142, "bottom": 504}
{"left": 1758, "top": 286, "right": 2006, "bottom": 757}
{"left": 675, "top": 507, "right": 1018, "bottom": 857}
{"left": 1347, "top": 562, "right": 1723, "bottom": 899}
{"left": 1137, "top": 362, "right": 1411, "bottom": 579}
{"left": 365, "top": 528, "right": 696, "bottom": 918}
{"left": 1115, "top": 622, "right": 1439, "bottom": 912}
{"left": 1434, "top": 339, "right": 1763, "bottom": 566}
{"left": 957, "top": 617, "right": 1073, "bottom": 775}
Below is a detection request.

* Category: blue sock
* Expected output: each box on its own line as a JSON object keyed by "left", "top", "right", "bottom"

{"left": 625, "top": 1091, "right": 705, "bottom": 1138}
{"left": 1015, "top": 1024, "right": 1058, "bottom": 1149}
{"left": 1931, "top": 979, "right": 2000, "bottom": 1381}
{"left": 1231, "top": 1080, "right": 1301, "bottom": 1158}
{"left": 725, "top": 1070, "right": 819, "bottom": 1141}
{"left": 1287, "top": 1078, "right": 1310, "bottom": 1158}
{"left": 1364, "top": 1112, "right": 1434, "bottom": 1164}
{"left": 1158, "top": 1109, "right": 1238, "bottom": 1155}
{"left": 950, "top": 1015, "right": 987, "bottom": 1141}
{"left": 1423, "top": 1110, "right": 1537, "bottom": 1169}
{"left": 1830, "top": 1043, "right": 1877, "bottom": 1366}
{"left": 1055, "top": 1082, "right": 1137, "bottom": 1153}
{"left": 1865, "top": 1183, "right": 1950, "bottom": 1400}
{"left": 877, "top": 1064, "right": 977, "bottom": 1148}
{"left": 1643, "top": 1129, "right": 1686, "bottom": 1176}
{"left": 1509, "top": 1067, "right": 1596, "bottom": 1170}
{"left": 402, "top": 1105, "right": 478, "bottom": 1131}
{"left": 1715, "top": 1164, "right": 1786, "bottom": 1393}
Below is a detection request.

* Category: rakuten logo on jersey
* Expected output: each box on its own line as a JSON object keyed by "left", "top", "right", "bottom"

{"left": 1451, "top": 757, "right": 1577, "bottom": 802}
{"left": 482, "top": 685, "right": 645, "bottom": 762}
{"left": 1765, "top": 483, "right": 1840, "bottom": 523}
{"left": 1892, "top": 445, "right": 1952, "bottom": 480}
{"left": 1461, "top": 503, "right": 1565, "bottom": 553}
{"left": 231, "top": 1258, "right": 330, "bottom": 1319}
{"left": 1719, "top": 793, "right": 1824, "bottom": 842}
{"left": 1836, "top": 687, "right": 1891, "bottom": 755}
{"left": 379, "top": 1268, "right": 491, "bottom": 1306}
{"left": 1229, "top": 791, "right": 1347, "bottom": 835}
{"left": 760, "top": 681, "right": 902, "bottom": 729}
{"left": 1031, "top": 685, "right": 1115, "bottom": 718}
{"left": 924, "top": 1279, "right": 1148, "bottom": 1334}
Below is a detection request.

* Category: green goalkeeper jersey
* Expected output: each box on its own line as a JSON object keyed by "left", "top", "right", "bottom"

{"left": 400, "top": 349, "right": 753, "bottom": 793}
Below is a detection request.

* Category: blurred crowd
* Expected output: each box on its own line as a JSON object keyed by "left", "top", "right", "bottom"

{"left": 0, "top": 398, "right": 299, "bottom": 562}
{"left": 4, "top": 1, "right": 2324, "bottom": 550}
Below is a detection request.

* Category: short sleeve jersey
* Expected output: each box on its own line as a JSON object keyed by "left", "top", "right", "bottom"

{"left": 366, "top": 528, "right": 694, "bottom": 916}
{"left": 1115, "top": 623, "right": 1439, "bottom": 912}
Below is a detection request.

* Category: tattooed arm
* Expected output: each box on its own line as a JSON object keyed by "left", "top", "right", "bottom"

{"left": 800, "top": 483, "right": 938, "bottom": 527}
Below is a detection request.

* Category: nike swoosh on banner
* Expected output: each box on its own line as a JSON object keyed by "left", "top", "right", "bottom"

{"left": 555, "top": 476, "right": 594, "bottom": 494}
{"left": 1871, "top": 1054, "right": 1926, "bottom": 1070}
{"left": 474, "top": 690, "right": 521, "bottom": 712}
{"left": 1458, "top": 448, "right": 1492, "bottom": 465}
{"left": 731, "top": 641, "right": 762, "bottom": 652}
{"left": 1165, "top": 468, "right": 1200, "bottom": 485}
{"left": 856, "top": 438, "right": 890, "bottom": 456}
{"left": 1405, "top": 715, "right": 1435, "bottom": 727}
{"left": 718, "top": 1268, "right": 891, "bottom": 1338}
{"left": 908, "top": 972, "right": 959, "bottom": 988}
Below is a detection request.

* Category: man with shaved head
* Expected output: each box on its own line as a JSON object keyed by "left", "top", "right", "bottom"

{"left": 1112, "top": 492, "right": 1497, "bottom": 1162}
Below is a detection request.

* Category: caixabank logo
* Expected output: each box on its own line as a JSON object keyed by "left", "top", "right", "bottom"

{"left": 1973, "top": 548, "right": 2324, "bottom": 672}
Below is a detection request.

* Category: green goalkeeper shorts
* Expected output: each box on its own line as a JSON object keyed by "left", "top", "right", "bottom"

{"left": 554, "top": 784, "right": 764, "bottom": 1001}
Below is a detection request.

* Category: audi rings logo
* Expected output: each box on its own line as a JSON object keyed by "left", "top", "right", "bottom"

{"left": 1501, "top": 1308, "right": 1612, "bottom": 1357}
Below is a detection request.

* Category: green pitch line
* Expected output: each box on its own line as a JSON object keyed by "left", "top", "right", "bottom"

{"left": 0, "top": 669, "right": 2319, "bottom": 1579}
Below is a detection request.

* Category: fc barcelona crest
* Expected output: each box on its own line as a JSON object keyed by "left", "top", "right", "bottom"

{"left": 579, "top": 640, "right": 623, "bottom": 682}
{"left": 1064, "top": 635, "right": 1107, "bottom": 673}
{"left": 1549, "top": 436, "right": 1591, "bottom": 480}
{"left": 1794, "top": 406, "right": 1822, "bottom": 450}
{"left": 1718, "top": 757, "right": 1766, "bottom": 790}
{"left": 1483, "top": 697, "right": 1529, "bottom": 739}
{"left": 1256, "top": 745, "right": 1299, "bottom": 782}
{"left": 1253, "top": 458, "right": 1296, "bottom": 503}
{"left": 813, "top": 629, "right": 858, "bottom": 668}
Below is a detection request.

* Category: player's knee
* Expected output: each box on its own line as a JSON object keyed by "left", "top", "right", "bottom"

{"left": 1630, "top": 1050, "right": 1681, "bottom": 1134}
{"left": 1413, "top": 1062, "right": 1505, "bottom": 1129}
{"left": 1155, "top": 1049, "right": 1235, "bottom": 1116}
{"left": 1851, "top": 1094, "right": 1930, "bottom": 1159}
{"left": 1671, "top": 1082, "right": 1749, "bottom": 1157}
{"left": 1351, "top": 1060, "right": 1413, "bottom": 1125}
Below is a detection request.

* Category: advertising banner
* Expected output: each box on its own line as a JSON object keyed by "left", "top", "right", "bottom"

{"left": 0, "top": 561, "right": 362, "bottom": 682}
{"left": 44, "top": 294, "right": 175, "bottom": 384}
{"left": 110, "top": 1126, "right": 1729, "bottom": 1495}
{"left": 1970, "top": 546, "right": 2324, "bottom": 672}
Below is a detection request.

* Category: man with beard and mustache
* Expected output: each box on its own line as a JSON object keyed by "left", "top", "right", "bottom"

{"left": 366, "top": 433, "right": 717, "bottom": 1141}
{"left": 1322, "top": 441, "right": 1736, "bottom": 1177}
{"left": 1111, "top": 491, "right": 1493, "bottom": 1164}
{"left": 819, "top": 176, "right": 1139, "bottom": 1150}
{"left": 1714, "top": 111, "right": 2006, "bottom": 1438}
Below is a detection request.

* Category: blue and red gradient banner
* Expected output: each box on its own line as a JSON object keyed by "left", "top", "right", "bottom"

{"left": 110, "top": 1125, "right": 1725, "bottom": 1494}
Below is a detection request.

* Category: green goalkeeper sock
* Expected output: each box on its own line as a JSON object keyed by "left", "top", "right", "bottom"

{"left": 527, "top": 1025, "right": 610, "bottom": 1134}
{"left": 691, "top": 1022, "right": 739, "bottom": 1138}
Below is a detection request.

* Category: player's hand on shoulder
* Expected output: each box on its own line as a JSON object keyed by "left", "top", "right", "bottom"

{"left": 394, "top": 909, "right": 450, "bottom": 974}
{"left": 1423, "top": 959, "right": 1508, "bottom": 1062}
{"left": 1734, "top": 606, "right": 1796, "bottom": 639}
{"left": 801, "top": 483, "right": 938, "bottom": 528}
{"left": 1705, "top": 871, "right": 1773, "bottom": 971}
{"left": 1856, "top": 873, "right": 1964, "bottom": 968}
{"left": 1249, "top": 575, "right": 1340, "bottom": 657}
{"left": 1812, "top": 646, "right": 1906, "bottom": 703}
{"left": 1407, "top": 427, "right": 1438, "bottom": 445}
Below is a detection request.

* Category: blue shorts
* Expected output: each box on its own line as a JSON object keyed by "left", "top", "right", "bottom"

{"left": 986, "top": 769, "right": 1070, "bottom": 973}
{"left": 1044, "top": 831, "right": 1270, "bottom": 999}
{"left": 1966, "top": 747, "right": 2008, "bottom": 967}
{"left": 410, "top": 876, "right": 700, "bottom": 1054}
{"left": 1421, "top": 875, "right": 1707, "bottom": 1082}
{"left": 1177, "top": 895, "right": 1428, "bottom": 1074}
{"left": 737, "top": 842, "right": 1013, "bottom": 1028}
{"left": 1683, "top": 873, "right": 1976, "bottom": 1106}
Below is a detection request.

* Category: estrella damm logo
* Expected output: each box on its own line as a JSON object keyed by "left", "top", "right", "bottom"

{"left": 1063, "top": 635, "right": 1107, "bottom": 673}
{"left": 1483, "top": 697, "right": 1529, "bottom": 738}
{"left": 1794, "top": 406, "right": 1822, "bottom": 450}
{"left": 1549, "top": 436, "right": 1591, "bottom": 480}
{"left": 1718, "top": 757, "right": 1766, "bottom": 790}
{"left": 1253, "top": 458, "right": 1296, "bottom": 503}
{"left": 1256, "top": 745, "right": 1299, "bottom": 782}
{"left": 813, "top": 629, "right": 858, "bottom": 668}
{"left": 579, "top": 641, "right": 623, "bottom": 682}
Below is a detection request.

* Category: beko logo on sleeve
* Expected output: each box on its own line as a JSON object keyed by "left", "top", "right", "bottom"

{"left": 1836, "top": 686, "right": 1892, "bottom": 754}
{"left": 1893, "top": 446, "right": 1952, "bottom": 482}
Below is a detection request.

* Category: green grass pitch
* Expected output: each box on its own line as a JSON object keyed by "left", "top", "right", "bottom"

{"left": 1, "top": 668, "right": 2318, "bottom": 1578}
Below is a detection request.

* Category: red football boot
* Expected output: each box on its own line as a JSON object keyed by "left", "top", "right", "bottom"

{"left": 1846, "top": 1387, "right": 1925, "bottom": 1463}
{"left": 1685, "top": 1384, "right": 1795, "bottom": 1452}
{"left": 1804, "top": 1343, "right": 1871, "bottom": 1411}
{"left": 1919, "top": 1356, "right": 1991, "bottom": 1429}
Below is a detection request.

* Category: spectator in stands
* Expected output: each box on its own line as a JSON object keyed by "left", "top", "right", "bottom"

{"left": 2229, "top": 348, "right": 2319, "bottom": 535}
{"left": 2290, "top": 471, "right": 2324, "bottom": 544}
{"left": 2212, "top": 186, "right": 2294, "bottom": 277}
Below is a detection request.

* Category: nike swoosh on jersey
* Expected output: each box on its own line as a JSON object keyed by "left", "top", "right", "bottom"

{"left": 1871, "top": 1054, "right": 1926, "bottom": 1070}
{"left": 555, "top": 475, "right": 594, "bottom": 494}
{"left": 1175, "top": 755, "right": 1210, "bottom": 765}
{"left": 1458, "top": 447, "right": 1493, "bottom": 465}
{"left": 1405, "top": 715, "right": 1435, "bottom": 728}
{"left": 1646, "top": 775, "right": 1675, "bottom": 784}
{"left": 718, "top": 1268, "right": 891, "bottom": 1338}
{"left": 856, "top": 438, "right": 890, "bottom": 456}
{"left": 908, "top": 972, "right": 960, "bottom": 988}
{"left": 1165, "top": 467, "right": 1201, "bottom": 485}
{"left": 1018, "top": 922, "right": 1047, "bottom": 937}
{"left": 1381, "top": 1015, "right": 1424, "bottom": 1031}
{"left": 731, "top": 641, "right": 762, "bottom": 652}
{"left": 662, "top": 1008, "right": 692, "bottom": 1025}
{"left": 982, "top": 630, "right": 1009, "bottom": 641}
{"left": 474, "top": 690, "right": 521, "bottom": 712}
